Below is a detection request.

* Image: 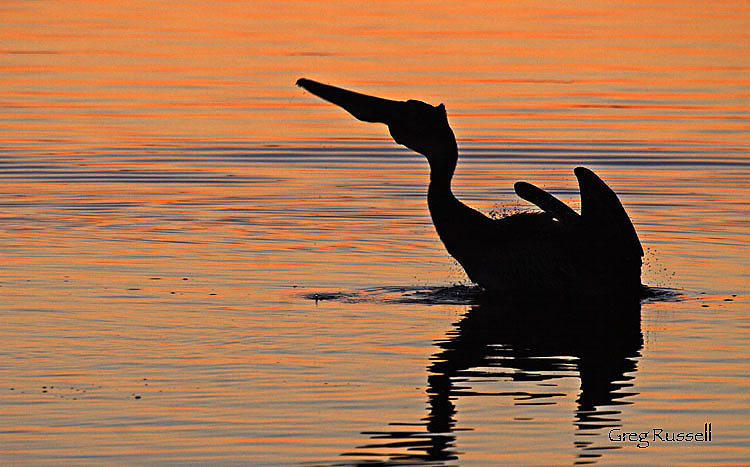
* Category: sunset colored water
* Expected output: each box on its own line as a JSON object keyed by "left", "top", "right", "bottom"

{"left": 1, "top": 1, "right": 748, "bottom": 465}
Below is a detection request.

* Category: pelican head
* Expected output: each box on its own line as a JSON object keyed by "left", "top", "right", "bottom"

{"left": 385, "top": 100, "right": 455, "bottom": 159}
{"left": 296, "top": 78, "right": 457, "bottom": 168}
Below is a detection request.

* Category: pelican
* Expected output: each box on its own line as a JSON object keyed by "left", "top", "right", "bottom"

{"left": 296, "top": 78, "right": 643, "bottom": 297}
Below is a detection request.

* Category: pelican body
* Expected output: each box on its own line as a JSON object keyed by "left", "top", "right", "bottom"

{"left": 296, "top": 78, "right": 643, "bottom": 297}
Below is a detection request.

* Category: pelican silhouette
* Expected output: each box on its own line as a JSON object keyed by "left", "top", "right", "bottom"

{"left": 296, "top": 78, "right": 643, "bottom": 296}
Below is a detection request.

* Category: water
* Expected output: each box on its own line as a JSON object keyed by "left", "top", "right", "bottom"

{"left": 1, "top": 1, "right": 748, "bottom": 465}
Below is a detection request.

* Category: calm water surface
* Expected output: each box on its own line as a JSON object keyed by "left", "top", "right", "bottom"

{"left": 2, "top": 1, "right": 749, "bottom": 465}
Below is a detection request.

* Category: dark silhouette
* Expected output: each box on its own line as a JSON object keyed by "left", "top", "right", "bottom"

{"left": 336, "top": 295, "right": 643, "bottom": 465}
{"left": 296, "top": 79, "right": 643, "bottom": 297}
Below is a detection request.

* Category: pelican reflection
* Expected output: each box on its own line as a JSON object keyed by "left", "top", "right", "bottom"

{"left": 337, "top": 294, "right": 643, "bottom": 465}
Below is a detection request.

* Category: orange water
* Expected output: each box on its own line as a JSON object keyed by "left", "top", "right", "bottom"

{"left": 1, "top": 1, "right": 748, "bottom": 465}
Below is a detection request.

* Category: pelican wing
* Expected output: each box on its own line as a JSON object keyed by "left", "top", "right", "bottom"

{"left": 574, "top": 167, "right": 643, "bottom": 257}
{"left": 514, "top": 181, "right": 581, "bottom": 226}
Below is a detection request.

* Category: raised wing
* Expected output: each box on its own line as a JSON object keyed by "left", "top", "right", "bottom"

{"left": 514, "top": 181, "right": 582, "bottom": 226}
{"left": 574, "top": 167, "right": 643, "bottom": 257}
